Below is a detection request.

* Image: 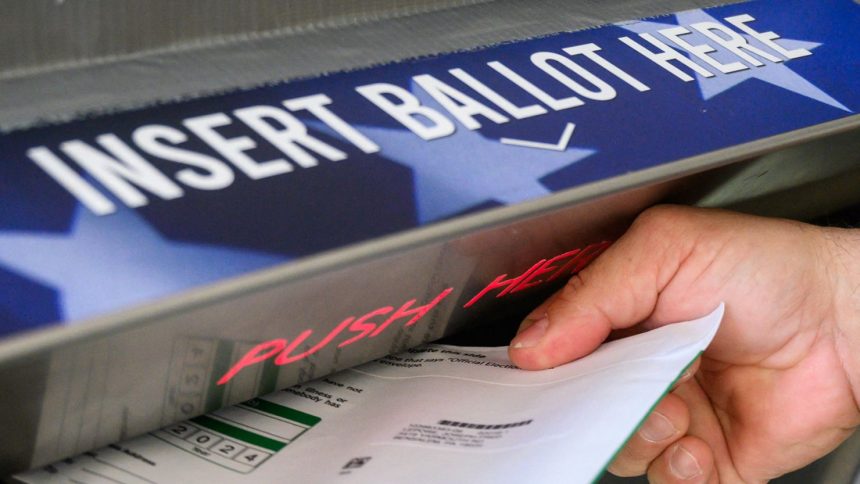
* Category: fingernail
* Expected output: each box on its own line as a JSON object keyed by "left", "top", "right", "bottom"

{"left": 669, "top": 444, "right": 702, "bottom": 480}
{"left": 639, "top": 411, "right": 676, "bottom": 442}
{"left": 511, "top": 317, "right": 548, "bottom": 349}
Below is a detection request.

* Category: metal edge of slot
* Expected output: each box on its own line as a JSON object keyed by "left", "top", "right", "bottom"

{"left": 0, "top": 112, "right": 858, "bottom": 364}
{"left": 0, "top": 0, "right": 733, "bottom": 132}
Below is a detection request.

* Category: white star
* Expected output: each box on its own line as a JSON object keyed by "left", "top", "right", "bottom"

{"left": 621, "top": 9, "right": 850, "bottom": 111}
{"left": 0, "top": 207, "right": 286, "bottom": 323}
{"left": 313, "top": 84, "right": 595, "bottom": 223}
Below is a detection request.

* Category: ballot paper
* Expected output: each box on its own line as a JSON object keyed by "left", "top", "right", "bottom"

{"left": 16, "top": 306, "right": 722, "bottom": 484}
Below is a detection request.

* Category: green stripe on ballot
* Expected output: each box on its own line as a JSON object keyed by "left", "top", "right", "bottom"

{"left": 241, "top": 399, "right": 321, "bottom": 427}
{"left": 190, "top": 415, "right": 286, "bottom": 452}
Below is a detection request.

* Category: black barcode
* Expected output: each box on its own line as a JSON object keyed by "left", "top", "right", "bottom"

{"left": 438, "top": 419, "right": 532, "bottom": 429}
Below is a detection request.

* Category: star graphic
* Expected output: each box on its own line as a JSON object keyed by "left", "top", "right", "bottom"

{"left": 311, "top": 84, "right": 595, "bottom": 223}
{"left": 0, "top": 206, "right": 286, "bottom": 323}
{"left": 620, "top": 9, "right": 850, "bottom": 111}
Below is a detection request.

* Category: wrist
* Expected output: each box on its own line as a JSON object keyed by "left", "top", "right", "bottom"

{"left": 821, "top": 226, "right": 860, "bottom": 408}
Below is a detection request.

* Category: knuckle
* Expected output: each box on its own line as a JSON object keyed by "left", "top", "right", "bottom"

{"left": 556, "top": 273, "right": 588, "bottom": 308}
{"left": 563, "top": 272, "right": 587, "bottom": 293}
{"left": 609, "top": 432, "right": 674, "bottom": 478}
{"left": 632, "top": 204, "right": 692, "bottom": 233}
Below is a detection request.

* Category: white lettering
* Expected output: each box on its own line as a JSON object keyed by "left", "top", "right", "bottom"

{"left": 690, "top": 21, "right": 781, "bottom": 66}
{"left": 60, "top": 135, "right": 183, "bottom": 208}
{"left": 658, "top": 26, "right": 746, "bottom": 74}
{"left": 283, "top": 94, "right": 380, "bottom": 154}
{"left": 487, "top": 61, "right": 584, "bottom": 110}
{"left": 184, "top": 112, "right": 292, "bottom": 180}
{"left": 413, "top": 74, "right": 509, "bottom": 130}
{"left": 356, "top": 83, "right": 456, "bottom": 140}
{"left": 133, "top": 125, "right": 235, "bottom": 191}
{"left": 531, "top": 51, "right": 617, "bottom": 101}
{"left": 28, "top": 147, "right": 116, "bottom": 215}
{"left": 563, "top": 43, "right": 650, "bottom": 92}
{"left": 619, "top": 33, "right": 715, "bottom": 81}
{"left": 725, "top": 14, "right": 811, "bottom": 60}
{"left": 448, "top": 68, "right": 547, "bottom": 119}
{"left": 234, "top": 105, "right": 346, "bottom": 168}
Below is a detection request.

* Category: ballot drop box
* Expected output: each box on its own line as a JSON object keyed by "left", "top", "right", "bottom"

{"left": 1, "top": 0, "right": 859, "bottom": 473}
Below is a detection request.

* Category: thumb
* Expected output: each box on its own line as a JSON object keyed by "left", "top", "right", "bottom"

{"left": 508, "top": 206, "right": 696, "bottom": 370}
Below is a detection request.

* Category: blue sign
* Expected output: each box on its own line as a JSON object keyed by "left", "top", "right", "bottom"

{"left": 1, "top": 0, "right": 858, "bottom": 336}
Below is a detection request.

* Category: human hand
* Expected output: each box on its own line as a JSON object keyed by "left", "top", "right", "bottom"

{"left": 508, "top": 206, "right": 860, "bottom": 483}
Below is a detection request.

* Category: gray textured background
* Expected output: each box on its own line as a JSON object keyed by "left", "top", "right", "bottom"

{"left": 0, "top": 0, "right": 725, "bottom": 131}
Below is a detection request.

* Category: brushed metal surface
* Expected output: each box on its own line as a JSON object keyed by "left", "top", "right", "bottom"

{"left": 0, "top": 0, "right": 730, "bottom": 131}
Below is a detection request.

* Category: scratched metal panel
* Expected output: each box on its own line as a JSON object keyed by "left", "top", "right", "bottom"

{"left": 0, "top": 0, "right": 729, "bottom": 131}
